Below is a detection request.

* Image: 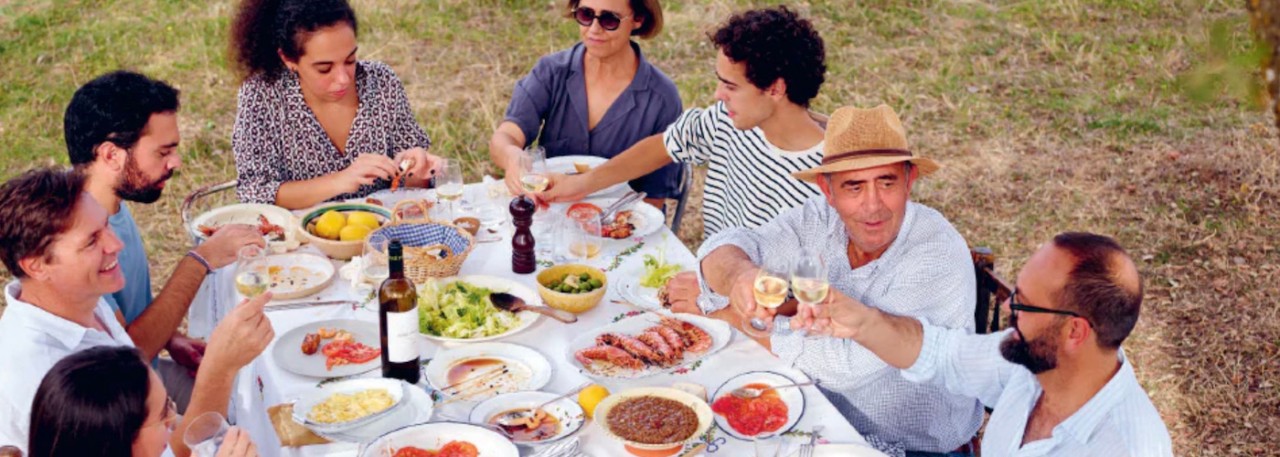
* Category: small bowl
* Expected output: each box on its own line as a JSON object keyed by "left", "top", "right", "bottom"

{"left": 298, "top": 203, "right": 392, "bottom": 260}
{"left": 467, "top": 391, "right": 585, "bottom": 448}
{"left": 536, "top": 264, "right": 607, "bottom": 314}
{"left": 594, "top": 387, "right": 713, "bottom": 451}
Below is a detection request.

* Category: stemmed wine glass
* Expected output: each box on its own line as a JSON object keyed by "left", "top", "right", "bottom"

{"left": 743, "top": 257, "right": 789, "bottom": 339}
{"left": 518, "top": 146, "right": 549, "bottom": 194}
{"left": 435, "top": 158, "right": 464, "bottom": 220}
{"left": 791, "top": 247, "right": 829, "bottom": 338}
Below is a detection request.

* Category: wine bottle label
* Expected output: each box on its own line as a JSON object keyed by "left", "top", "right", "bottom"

{"left": 385, "top": 309, "right": 419, "bottom": 362}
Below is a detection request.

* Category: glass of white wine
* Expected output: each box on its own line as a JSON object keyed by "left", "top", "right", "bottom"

{"left": 744, "top": 258, "right": 789, "bottom": 338}
{"left": 435, "top": 158, "right": 464, "bottom": 220}
{"left": 791, "top": 248, "right": 829, "bottom": 338}
{"left": 519, "top": 146, "right": 549, "bottom": 194}
{"left": 234, "top": 245, "right": 269, "bottom": 298}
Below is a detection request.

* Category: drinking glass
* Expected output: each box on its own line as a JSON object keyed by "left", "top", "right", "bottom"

{"left": 361, "top": 237, "right": 390, "bottom": 286}
{"left": 568, "top": 219, "right": 603, "bottom": 264}
{"left": 233, "top": 245, "right": 268, "bottom": 298}
{"left": 743, "top": 258, "right": 789, "bottom": 338}
{"left": 518, "top": 146, "right": 549, "bottom": 194}
{"left": 791, "top": 248, "right": 829, "bottom": 338}
{"left": 183, "top": 412, "right": 229, "bottom": 457}
{"left": 435, "top": 159, "right": 464, "bottom": 220}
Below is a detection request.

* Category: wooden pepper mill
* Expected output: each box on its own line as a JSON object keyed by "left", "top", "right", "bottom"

{"left": 510, "top": 195, "right": 536, "bottom": 274}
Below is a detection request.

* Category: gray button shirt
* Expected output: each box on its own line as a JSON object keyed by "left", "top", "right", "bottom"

{"left": 504, "top": 41, "right": 684, "bottom": 198}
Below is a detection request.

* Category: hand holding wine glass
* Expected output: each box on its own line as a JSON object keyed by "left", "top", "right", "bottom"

{"left": 791, "top": 248, "right": 829, "bottom": 337}
{"left": 233, "top": 245, "right": 268, "bottom": 298}
{"left": 739, "top": 258, "right": 789, "bottom": 339}
{"left": 518, "top": 146, "right": 549, "bottom": 195}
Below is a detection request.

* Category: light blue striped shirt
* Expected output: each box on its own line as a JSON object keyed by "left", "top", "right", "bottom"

{"left": 904, "top": 325, "right": 1173, "bottom": 456}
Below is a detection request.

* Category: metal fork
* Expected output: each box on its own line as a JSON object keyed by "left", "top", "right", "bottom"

{"left": 799, "top": 425, "right": 823, "bottom": 457}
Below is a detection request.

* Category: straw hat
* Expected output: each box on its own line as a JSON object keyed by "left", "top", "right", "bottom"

{"left": 792, "top": 104, "right": 940, "bottom": 183}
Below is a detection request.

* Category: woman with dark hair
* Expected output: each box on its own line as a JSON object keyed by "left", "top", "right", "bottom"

{"left": 28, "top": 346, "right": 256, "bottom": 457}
{"left": 229, "top": 0, "right": 442, "bottom": 209}
{"left": 489, "top": 0, "right": 682, "bottom": 207}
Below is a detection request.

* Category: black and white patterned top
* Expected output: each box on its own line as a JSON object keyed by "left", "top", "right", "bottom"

{"left": 232, "top": 61, "right": 431, "bottom": 204}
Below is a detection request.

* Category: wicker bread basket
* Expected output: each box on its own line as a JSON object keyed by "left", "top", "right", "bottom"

{"left": 365, "top": 201, "right": 474, "bottom": 283}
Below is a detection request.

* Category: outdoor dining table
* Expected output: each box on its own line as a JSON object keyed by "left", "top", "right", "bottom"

{"left": 187, "top": 182, "right": 868, "bottom": 457}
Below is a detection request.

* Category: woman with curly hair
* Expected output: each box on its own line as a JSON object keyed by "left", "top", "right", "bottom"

{"left": 228, "top": 0, "right": 442, "bottom": 209}
{"left": 489, "top": 0, "right": 683, "bottom": 207}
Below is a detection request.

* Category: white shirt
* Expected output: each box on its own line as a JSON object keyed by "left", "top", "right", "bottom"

{"left": 0, "top": 280, "right": 135, "bottom": 452}
{"left": 903, "top": 325, "right": 1174, "bottom": 456}
{"left": 696, "top": 198, "right": 984, "bottom": 452}
{"left": 664, "top": 102, "right": 825, "bottom": 237}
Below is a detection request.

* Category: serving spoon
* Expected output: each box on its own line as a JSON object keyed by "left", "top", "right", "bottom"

{"left": 490, "top": 292, "right": 578, "bottom": 323}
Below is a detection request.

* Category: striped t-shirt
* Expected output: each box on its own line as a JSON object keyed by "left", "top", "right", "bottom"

{"left": 663, "top": 102, "right": 824, "bottom": 237}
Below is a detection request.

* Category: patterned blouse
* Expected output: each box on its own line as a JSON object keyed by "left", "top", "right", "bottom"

{"left": 232, "top": 61, "right": 431, "bottom": 204}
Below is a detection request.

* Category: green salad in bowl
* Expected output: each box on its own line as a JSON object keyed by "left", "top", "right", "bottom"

{"left": 417, "top": 279, "right": 522, "bottom": 340}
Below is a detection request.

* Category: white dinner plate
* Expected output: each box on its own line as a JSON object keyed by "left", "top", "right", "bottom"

{"left": 565, "top": 313, "right": 732, "bottom": 380}
{"left": 546, "top": 155, "right": 630, "bottom": 198}
{"left": 273, "top": 319, "right": 381, "bottom": 378}
{"left": 710, "top": 371, "right": 807, "bottom": 440}
{"left": 316, "top": 384, "right": 436, "bottom": 444}
{"left": 418, "top": 275, "right": 541, "bottom": 343}
{"left": 620, "top": 276, "right": 664, "bottom": 310}
{"left": 559, "top": 197, "right": 664, "bottom": 240}
{"left": 359, "top": 421, "right": 520, "bottom": 457}
{"left": 424, "top": 342, "right": 552, "bottom": 403}
{"left": 363, "top": 188, "right": 436, "bottom": 212}
{"left": 189, "top": 203, "right": 296, "bottom": 243}
{"left": 467, "top": 390, "right": 586, "bottom": 447}
{"left": 258, "top": 252, "right": 335, "bottom": 300}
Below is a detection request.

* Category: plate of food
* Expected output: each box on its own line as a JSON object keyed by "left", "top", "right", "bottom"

{"left": 254, "top": 252, "right": 335, "bottom": 300}
{"left": 311, "top": 383, "right": 436, "bottom": 443}
{"left": 467, "top": 391, "right": 586, "bottom": 448}
{"left": 595, "top": 387, "right": 713, "bottom": 453}
{"left": 274, "top": 319, "right": 382, "bottom": 378}
{"left": 359, "top": 421, "right": 519, "bottom": 457}
{"left": 292, "top": 378, "right": 413, "bottom": 435}
{"left": 546, "top": 155, "right": 630, "bottom": 198}
{"left": 562, "top": 198, "right": 664, "bottom": 240}
{"left": 620, "top": 251, "right": 685, "bottom": 310}
{"left": 190, "top": 203, "right": 295, "bottom": 245}
{"left": 417, "top": 275, "right": 541, "bottom": 343}
{"left": 363, "top": 188, "right": 436, "bottom": 211}
{"left": 423, "top": 342, "right": 552, "bottom": 403}
{"left": 566, "top": 314, "right": 731, "bottom": 379}
{"left": 710, "top": 371, "right": 806, "bottom": 440}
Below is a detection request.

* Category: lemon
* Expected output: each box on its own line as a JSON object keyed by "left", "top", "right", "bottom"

{"left": 346, "top": 211, "right": 381, "bottom": 230}
{"left": 339, "top": 224, "right": 372, "bottom": 241}
{"left": 313, "top": 211, "right": 347, "bottom": 240}
{"left": 578, "top": 384, "right": 609, "bottom": 419}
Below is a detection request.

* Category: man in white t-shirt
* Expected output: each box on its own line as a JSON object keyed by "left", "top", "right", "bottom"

{"left": 539, "top": 6, "right": 828, "bottom": 311}
{"left": 0, "top": 169, "right": 275, "bottom": 457}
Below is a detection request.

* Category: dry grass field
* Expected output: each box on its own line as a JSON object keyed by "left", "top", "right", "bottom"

{"left": 1, "top": 0, "right": 1276, "bottom": 454}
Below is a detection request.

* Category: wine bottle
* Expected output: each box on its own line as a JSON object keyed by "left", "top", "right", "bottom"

{"left": 379, "top": 240, "right": 420, "bottom": 383}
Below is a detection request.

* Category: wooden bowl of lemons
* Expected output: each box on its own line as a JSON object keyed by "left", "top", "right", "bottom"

{"left": 299, "top": 203, "right": 392, "bottom": 260}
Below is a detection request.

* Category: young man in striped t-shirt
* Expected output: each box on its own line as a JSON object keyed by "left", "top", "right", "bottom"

{"left": 540, "top": 6, "right": 828, "bottom": 312}
{"left": 541, "top": 5, "right": 827, "bottom": 234}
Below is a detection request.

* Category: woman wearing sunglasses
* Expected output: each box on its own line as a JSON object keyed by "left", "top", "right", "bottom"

{"left": 489, "top": 0, "right": 683, "bottom": 207}
{"left": 228, "top": 0, "right": 442, "bottom": 209}
{"left": 27, "top": 346, "right": 257, "bottom": 457}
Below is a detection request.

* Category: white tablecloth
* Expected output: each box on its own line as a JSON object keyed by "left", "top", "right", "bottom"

{"left": 189, "top": 186, "right": 867, "bottom": 457}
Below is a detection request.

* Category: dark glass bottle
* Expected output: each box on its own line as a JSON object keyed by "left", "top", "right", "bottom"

{"left": 511, "top": 196, "right": 536, "bottom": 274}
{"left": 379, "top": 240, "right": 420, "bottom": 383}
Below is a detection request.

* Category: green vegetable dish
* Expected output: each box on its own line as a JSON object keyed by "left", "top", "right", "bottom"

{"left": 639, "top": 251, "right": 682, "bottom": 289}
{"left": 417, "top": 280, "right": 519, "bottom": 339}
{"left": 547, "top": 273, "right": 603, "bottom": 294}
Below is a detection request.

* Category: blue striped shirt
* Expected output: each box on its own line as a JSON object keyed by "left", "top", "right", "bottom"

{"left": 904, "top": 325, "right": 1174, "bottom": 456}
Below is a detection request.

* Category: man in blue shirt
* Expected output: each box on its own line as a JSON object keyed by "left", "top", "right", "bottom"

{"left": 63, "top": 71, "right": 265, "bottom": 411}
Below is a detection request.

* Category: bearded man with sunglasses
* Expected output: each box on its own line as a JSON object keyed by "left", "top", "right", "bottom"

{"left": 794, "top": 232, "right": 1174, "bottom": 456}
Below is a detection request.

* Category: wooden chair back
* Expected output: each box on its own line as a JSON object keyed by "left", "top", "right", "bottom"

{"left": 972, "top": 247, "right": 1013, "bottom": 334}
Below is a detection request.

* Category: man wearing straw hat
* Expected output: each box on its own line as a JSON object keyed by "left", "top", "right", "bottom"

{"left": 696, "top": 105, "right": 984, "bottom": 456}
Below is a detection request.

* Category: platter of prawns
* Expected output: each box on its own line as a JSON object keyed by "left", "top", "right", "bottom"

{"left": 566, "top": 313, "right": 732, "bottom": 379}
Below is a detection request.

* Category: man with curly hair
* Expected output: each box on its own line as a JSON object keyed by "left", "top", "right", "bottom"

{"left": 540, "top": 5, "right": 828, "bottom": 310}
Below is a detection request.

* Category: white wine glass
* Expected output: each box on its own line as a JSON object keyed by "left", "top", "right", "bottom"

{"left": 519, "top": 146, "right": 549, "bottom": 194}
{"left": 791, "top": 248, "right": 829, "bottom": 338}
{"left": 233, "top": 245, "right": 268, "bottom": 298}
{"left": 436, "top": 158, "right": 464, "bottom": 220}
{"left": 744, "top": 258, "right": 789, "bottom": 339}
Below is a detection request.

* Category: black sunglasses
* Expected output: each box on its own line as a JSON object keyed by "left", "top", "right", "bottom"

{"left": 573, "top": 7, "right": 631, "bottom": 31}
